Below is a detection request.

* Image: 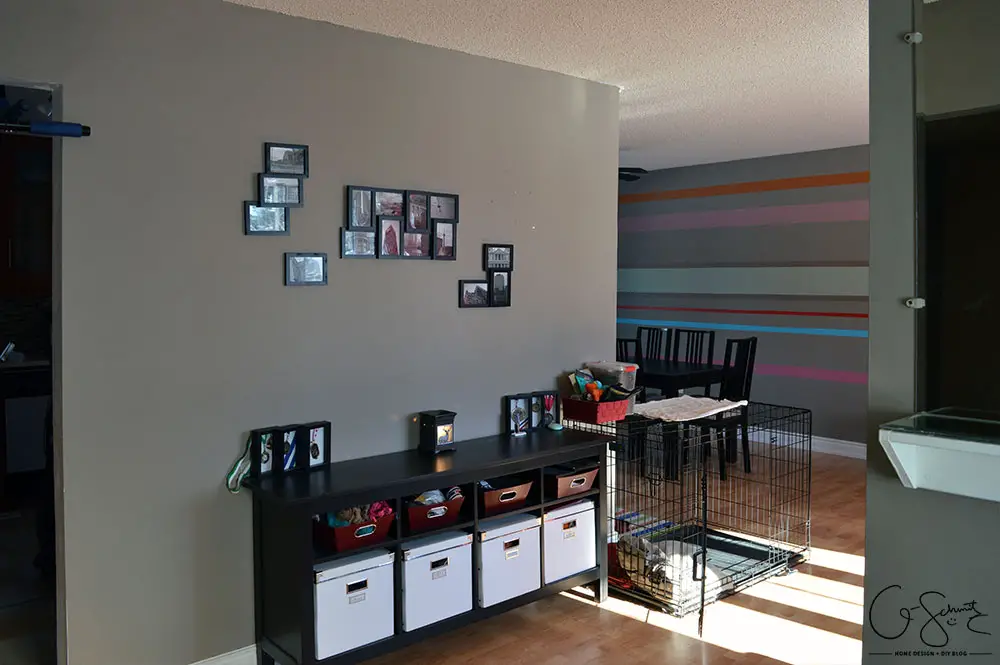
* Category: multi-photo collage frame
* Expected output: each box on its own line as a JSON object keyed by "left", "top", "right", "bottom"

{"left": 249, "top": 420, "right": 332, "bottom": 478}
{"left": 342, "top": 186, "right": 459, "bottom": 260}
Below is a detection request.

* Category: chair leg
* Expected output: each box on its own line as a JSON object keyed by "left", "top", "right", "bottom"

{"left": 725, "top": 424, "right": 738, "bottom": 464}
{"left": 716, "top": 429, "right": 727, "bottom": 480}
{"left": 741, "top": 418, "right": 751, "bottom": 474}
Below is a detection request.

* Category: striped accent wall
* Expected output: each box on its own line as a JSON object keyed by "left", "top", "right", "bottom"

{"left": 618, "top": 145, "right": 870, "bottom": 442}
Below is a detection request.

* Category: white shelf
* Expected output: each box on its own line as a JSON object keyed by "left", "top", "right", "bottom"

{"left": 879, "top": 426, "right": 1000, "bottom": 503}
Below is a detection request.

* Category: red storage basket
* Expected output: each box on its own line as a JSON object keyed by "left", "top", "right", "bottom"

{"left": 480, "top": 478, "right": 533, "bottom": 516}
{"left": 562, "top": 396, "right": 628, "bottom": 424}
{"left": 406, "top": 496, "right": 465, "bottom": 534}
{"left": 313, "top": 513, "right": 394, "bottom": 553}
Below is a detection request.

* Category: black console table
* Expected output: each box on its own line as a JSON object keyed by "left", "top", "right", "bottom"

{"left": 243, "top": 428, "right": 610, "bottom": 665}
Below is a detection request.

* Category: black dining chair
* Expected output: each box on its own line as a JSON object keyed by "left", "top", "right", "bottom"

{"left": 696, "top": 337, "right": 758, "bottom": 478}
{"left": 616, "top": 337, "right": 638, "bottom": 364}
{"left": 635, "top": 327, "right": 670, "bottom": 402}
{"left": 670, "top": 329, "right": 716, "bottom": 395}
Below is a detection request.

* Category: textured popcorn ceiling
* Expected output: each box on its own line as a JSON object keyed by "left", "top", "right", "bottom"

{"left": 228, "top": 0, "right": 869, "bottom": 169}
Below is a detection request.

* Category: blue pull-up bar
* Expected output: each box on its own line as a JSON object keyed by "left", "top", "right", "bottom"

{"left": 0, "top": 121, "right": 91, "bottom": 137}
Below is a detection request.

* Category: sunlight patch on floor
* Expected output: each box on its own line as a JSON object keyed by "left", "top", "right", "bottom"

{"left": 738, "top": 576, "right": 863, "bottom": 624}
{"left": 809, "top": 546, "right": 866, "bottom": 577}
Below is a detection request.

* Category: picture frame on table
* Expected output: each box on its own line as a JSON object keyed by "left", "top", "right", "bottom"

{"left": 259, "top": 174, "right": 304, "bottom": 208}
{"left": 488, "top": 269, "right": 511, "bottom": 307}
{"left": 405, "top": 191, "right": 430, "bottom": 232}
{"left": 433, "top": 221, "right": 456, "bottom": 260}
{"left": 402, "top": 231, "right": 432, "bottom": 259}
{"left": 483, "top": 243, "right": 514, "bottom": 271}
{"left": 284, "top": 252, "right": 328, "bottom": 286}
{"left": 378, "top": 216, "right": 403, "bottom": 258}
{"left": 263, "top": 142, "right": 309, "bottom": 177}
{"left": 346, "top": 186, "right": 375, "bottom": 230}
{"left": 250, "top": 427, "right": 281, "bottom": 477}
{"left": 341, "top": 229, "right": 376, "bottom": 259}
{"left": 532, "top": 391, "right": 561, "bottom": 428}
{"left": 429, "top": 193, "right": 459, "bottom": 221}
{"left": 503, "top": 393, "right": 532, "bottom": 435}
{"left": 458, "top": 279, "right": 489, "bottom": 308}
{"left": 374, "top": 189, "right": 405, "bottom": 218}
{"left": 244, "top": 202, "right": 289, "bottom": 235}
{"left": 298, "top": 421, "right": 331, "bottom": 468}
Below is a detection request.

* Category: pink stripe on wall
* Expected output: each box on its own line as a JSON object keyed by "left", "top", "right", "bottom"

{"left": 618, "top": 200, "right": 869, "bottom": 233}
{"left": 755, "top": 363, "right": 868, "bottom": 385}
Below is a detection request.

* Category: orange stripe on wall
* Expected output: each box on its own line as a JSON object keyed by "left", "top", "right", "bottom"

{"left": 619, "top": 171, "right": 870, "bottom": 205}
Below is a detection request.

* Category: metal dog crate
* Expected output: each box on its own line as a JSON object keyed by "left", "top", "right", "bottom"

{"left": 566, "top": 402, "right": 811, "bottom": 632}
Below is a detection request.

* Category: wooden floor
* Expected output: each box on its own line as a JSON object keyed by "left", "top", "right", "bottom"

{"left": 367, "top": 452, "right": 866, "bottom": 665}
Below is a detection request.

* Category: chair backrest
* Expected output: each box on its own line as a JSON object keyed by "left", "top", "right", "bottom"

{"left": 616, "top": 337, "right": 638, "bottom": 363}
{"left": 719, "top": 337, "right": 758, "bottom": 401}
{"left": 636, "top": 326, "right": 670, "bottom": 362}
{"left": 671, "top": 329, "right": 715, "bottom": 365}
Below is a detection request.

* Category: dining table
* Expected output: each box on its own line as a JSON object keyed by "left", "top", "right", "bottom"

{"left": 637, "top": 359, "right": 724, "bottom": 399}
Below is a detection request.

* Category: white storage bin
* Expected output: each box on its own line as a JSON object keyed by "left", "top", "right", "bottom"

{"left": 314, "top": 549, "right": 394, "bottom": 659}
{"left": 543, "top": 499, "right": 597, "bottom": 583}
{"left": 401, "top": 531, "right": 473, "bottom": 632}
{"left": 477, "top": 514, "right": 541, "bottom": 608}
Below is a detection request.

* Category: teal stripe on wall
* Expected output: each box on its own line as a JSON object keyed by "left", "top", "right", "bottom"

{"left": 617, "top": 267, "right": 869, "bottom": 297}
{"left": 617, "top": 317, "right": 868, "bottom": 338}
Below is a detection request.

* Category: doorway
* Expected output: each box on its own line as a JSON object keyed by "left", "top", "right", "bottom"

{"left": 0, "top": 84, "right": 56, "bottom": 665}
{"left": 922, "top": 107, "right": 1000, "bottom": 409}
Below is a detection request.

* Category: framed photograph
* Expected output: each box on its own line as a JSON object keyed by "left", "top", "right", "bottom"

{"left": 374, "top": 189, "right": 404, "bottom": 217}
{"left": 244, "top": 202, "right": 288, "bottom": 235}
{"left": 489, "top": 270, "right": 511, "bottom": 307}
{"left": 433, "top": 221, "right": 456, "bottom": 260}
{"left": 402, "top": 232, "right": 431, "bottom": 259}
{"left": 529, "top": 394, "right": 544, "bottom": 429}
{"left": 260, "top": 174, "right": 303, "bottom": 208}
{"left": 483, "top": 243, "right": 514, "bottom": 271}
{"left": 429, "top": 193, "right": 459, "bottom": 221}
{"left": 503, "top": 393, "right": 532, "bottom": 435}
{"left": 264, "top": 142, "right": 309, "bottom": 177}
{"left": 341, "top": 229, "right": 376, "bottom": 259}
{"left": 346, "top": 186, "right": 374, "bottom": 229}
{"left": 406, "top": 191, "right": 429, "bottom": 232}
{"left": 378, "top": 216, "right": 402, "bottom": 258}
{"left": 284, "top": 252, "right": 328, "bottom": 286}
{"left": 458, "top": 279, "right": 489, "bottom": 308}
{"left": 278, "top": 426, "right": 299, "bottom": 472}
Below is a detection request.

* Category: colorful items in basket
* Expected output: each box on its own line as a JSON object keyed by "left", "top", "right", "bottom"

{"left": 325, "top": 501, "right": 395, "bottom": 528}
{"left": 568, "top": 368, "right": 640, "bottom": 403}
{"left": 413, "top": 486, "right": 463, "bottom": 506}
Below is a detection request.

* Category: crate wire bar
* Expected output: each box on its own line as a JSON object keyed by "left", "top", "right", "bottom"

{"left": 565, "top": 402, "right": 811, "bottom": 632}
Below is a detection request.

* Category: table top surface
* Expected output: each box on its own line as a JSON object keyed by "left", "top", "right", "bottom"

{"left": 243, "top": 428, "right": 609, "bottom": 506}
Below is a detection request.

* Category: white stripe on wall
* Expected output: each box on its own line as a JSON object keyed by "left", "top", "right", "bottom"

{"left": 617, "top": 267, "right": 869, "bottom": 297}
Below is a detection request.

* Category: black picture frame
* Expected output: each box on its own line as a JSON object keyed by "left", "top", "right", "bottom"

{"left": 483, "top": 243, "right": 514, "bottom": 271}
{"left": 249, "top": 427, "right": 281, "bottom": 477}
{"left": 503, "top": 393, "right": 532, "bottom": 435}
{"left": 284, "top": 252, "right": 328, "bottom": 286}
{"left": 377, "top": 216, "right": 403, "bottom": 259}
{"left": 373, "top": 189, "right": 405, "bottom": 218}
{"left": 433, "top": 221, "right": 456, "bottom": 261}
{"left": 531, "top": 391, "right": 561, "bottom": 429}
{"left": 340, "top": 229, "right": 376, "bottom": 259}
{"left": 401, "top": 231, "right": 432, "bottom": 260}
{"left": 458, "top": 279, "right": 489, "bottom": 308}
{"left": 405, "top": 190, "right": 431, "bottom": 232}
{"left": 429, "top": 192, "right": 460, "bottom": 221}
{"left": 264, "top": 142, "right": 309, "bottom": 177}
{"left": 298, "top": 421, "right": 331, "bottom": 469}
{"left": 259, "top": 173, "right": 304, "bottom": 208}
{"left": 244, "top": 201, "right": 289, "bottom": 236}
{"left": 346, "top": 185, "right": 375, "bottom": 230}
{"left": 488, "top": 269, "right": 511, "bottom": 307}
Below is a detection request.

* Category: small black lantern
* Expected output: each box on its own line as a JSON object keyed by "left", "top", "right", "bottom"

{"left": 418, "top": 410, "right": 457, "bottom": 455}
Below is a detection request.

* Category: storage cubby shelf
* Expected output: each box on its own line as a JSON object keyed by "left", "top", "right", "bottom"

{"left": 245, "top": 428, "right": 611, "bottom": 665}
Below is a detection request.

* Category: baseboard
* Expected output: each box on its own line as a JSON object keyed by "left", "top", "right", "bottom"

{"left": 811, "top": 435, "right": 866, "bottom": 459}
{"left": 191, "top": 645, "right": 256, "bottom": 665}
{"left": 749, "top": 429, "right": 866, "bottom": 460}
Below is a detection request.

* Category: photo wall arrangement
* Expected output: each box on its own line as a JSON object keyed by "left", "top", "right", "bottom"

{"left": 459, "top": 243, "right": 513, "bottom": 308}
{"left": 342, "top": 186, "right": 459, "bottom": 260}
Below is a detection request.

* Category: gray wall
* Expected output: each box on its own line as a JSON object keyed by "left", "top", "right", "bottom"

{"left": 865, "top": 1, "right": 1000, "bottom": 662}
{"left": 0, "top": 2, "right": 619, "bottom": 664}
{"left": 618, "top": 146, "right": 869, "bottom": 441}
{"left": 922, "top": 0, "right": 1000, "bottom": 117}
